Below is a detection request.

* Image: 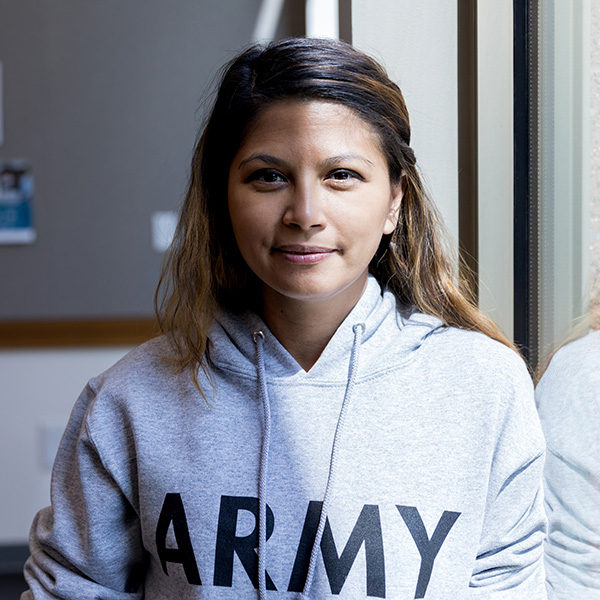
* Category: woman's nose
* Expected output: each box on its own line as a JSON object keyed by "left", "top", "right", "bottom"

{"left": 282, "top": 180, "right": 326, "bottom": 230}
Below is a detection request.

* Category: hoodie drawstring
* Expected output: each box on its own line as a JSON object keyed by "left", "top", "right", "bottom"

{"left": 253, "top": 330, "right": 271, "bottom": 600}
{"left": 300, "top": 322, "right": 365, "bottom": 599}
{"left": 253, "top": 323, "right": 365, "bottom": 600}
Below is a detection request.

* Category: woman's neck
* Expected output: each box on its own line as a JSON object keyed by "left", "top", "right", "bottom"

{"left": 260, "top": 282, "right": 367, "bottom": 371}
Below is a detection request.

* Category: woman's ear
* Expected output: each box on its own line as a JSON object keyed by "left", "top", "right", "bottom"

{"left": 383, "top": 174, "right": 405, "bottom": 235}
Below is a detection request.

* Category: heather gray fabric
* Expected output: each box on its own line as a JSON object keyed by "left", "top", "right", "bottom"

{"left": 536, "top": 331, "right": 600, "bottom": 599}
{"left": 23, "top": 277, "right": 547, "bottom": 599}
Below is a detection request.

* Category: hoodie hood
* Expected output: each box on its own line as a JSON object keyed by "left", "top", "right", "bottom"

{"left": 209, "top": 275, "right": 444, "bottom": 382}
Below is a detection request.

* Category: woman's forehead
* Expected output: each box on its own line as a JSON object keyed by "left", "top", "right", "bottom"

{"left": 235, "top": 99, "right": 385, "bottom": 161}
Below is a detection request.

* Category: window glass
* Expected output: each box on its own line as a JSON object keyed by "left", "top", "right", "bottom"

{"left": 591, "top": 0, "right": 600, "bottom": 330}
{"left": 533, "top": 3, "right": 600, "bottom": 594}
{"left": 535, "top": 0, "right": 592, "bottom": 361}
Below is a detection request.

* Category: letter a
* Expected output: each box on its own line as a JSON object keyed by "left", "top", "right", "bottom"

{"left": 155, "top": 493, "right": 201, "bottom": 585}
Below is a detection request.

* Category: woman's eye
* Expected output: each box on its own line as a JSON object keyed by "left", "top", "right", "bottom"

{"left": 246, "top": 169, "right": 286, "bottom": 184}
{"left": 328, "top": 169, "right": 363, "bottom": 182}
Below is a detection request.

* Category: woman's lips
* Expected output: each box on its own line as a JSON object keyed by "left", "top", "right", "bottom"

{"left": 273, "top": 245, "right": 336, "bottom": 264}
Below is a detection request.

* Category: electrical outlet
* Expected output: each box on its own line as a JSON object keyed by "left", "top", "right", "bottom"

{"left": 40, "top": 422, "right": 66, "bottom": 471}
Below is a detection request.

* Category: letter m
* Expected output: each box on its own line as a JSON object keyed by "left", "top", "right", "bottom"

{"left": 289, "top": 502, "right": 385, "bottom": 597}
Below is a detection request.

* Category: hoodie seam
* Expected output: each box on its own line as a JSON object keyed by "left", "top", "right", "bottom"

{"left": 82, "top": 382, "right": 138, "bottom": 509}
{"left": 212, "top": 334, "right": 433, "bottom": 385}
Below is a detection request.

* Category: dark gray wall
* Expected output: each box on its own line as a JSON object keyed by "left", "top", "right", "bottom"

{"left": 0, "top": 0, "right": 266, "bottom": 320}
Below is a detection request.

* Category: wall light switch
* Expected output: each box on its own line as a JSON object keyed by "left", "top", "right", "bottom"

{"left": 151, "top": 210, "right": 178, "bottom": 253}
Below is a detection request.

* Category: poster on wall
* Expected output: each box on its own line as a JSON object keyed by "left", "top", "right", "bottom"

{"left": 0, "top": 159, "right": 36, "bottom": 244}
{"left": 0, "top": 62, "right": 4, "bottom": 146}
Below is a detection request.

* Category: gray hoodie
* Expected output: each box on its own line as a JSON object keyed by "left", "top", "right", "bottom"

{"left": 22, "top": 277, "right": 547, "bottom": 599}
{"left": 536, "top": 330, "right": 600, "bottom": 599}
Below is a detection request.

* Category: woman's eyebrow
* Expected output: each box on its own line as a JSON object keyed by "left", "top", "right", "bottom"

{"left": 238, "top": 154, "right": 288, "bottom": 169}
{"left": 238, "top": 153, "right": 374, "bottom": 170}
{"left": 319, "top": 154, "right": 374, "bottom": 169}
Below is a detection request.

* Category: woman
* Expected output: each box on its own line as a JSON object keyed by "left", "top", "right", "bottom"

{"left": 23, "top": 38, "right": 547, "bottom": 599}
{"left": 536, "top": 330, "right": 600, "bottom": 598}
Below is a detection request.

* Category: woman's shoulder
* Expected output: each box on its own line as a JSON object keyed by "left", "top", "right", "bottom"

{"left": 73, "top": 335, "right": 203, "bottom": 448}
{"left": 542, "top": 329, "right": 600, "bottom": 381}
{"left": 381, "top": 309, "right": 534, "bottom": 406}
{"left": 83, "top": 335, "right": 200, "bottom": 417}
{"left": 387, "top": 316, "right": 538, "bottom": 441}
{"left": 425, "top": 322, "right": 529, "bottom": 377}
{"left": 537, "top": 330, "right": 600, "bottom": 410}
{"left": 536, "top": 332, "right": 600, "bottom": 467}
{"left": 90, "top": 335, "right": 177, "bottom": 388}
{"left": 384, "top": 304, "right": 530, "bottom": 381}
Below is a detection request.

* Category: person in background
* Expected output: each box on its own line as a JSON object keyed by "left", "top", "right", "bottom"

{"left": 536, "top": 329, "right": 600, "bottom": 599}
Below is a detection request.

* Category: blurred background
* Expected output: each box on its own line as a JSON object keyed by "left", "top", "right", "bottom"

{"left": 0, "top": 0, "right": 598, "bottom": 595}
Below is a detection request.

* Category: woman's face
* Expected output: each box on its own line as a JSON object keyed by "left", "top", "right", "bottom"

{"left": 227, "top": 99, "right": 403, "bottom": 313}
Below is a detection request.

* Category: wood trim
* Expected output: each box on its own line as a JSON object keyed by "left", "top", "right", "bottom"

{"left": 457, "top": 0, "right": 479, "bottom": 300}
{"left": 0, "top": 318, "right": 159, "bottom": 348}
{"left": 339, "top": 0, "right": 352, "bottom": 43}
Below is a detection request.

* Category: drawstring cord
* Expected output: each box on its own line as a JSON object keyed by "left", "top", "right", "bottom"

{"left": 253, "top": 323, "right": 365, "bottom": 600}
{"left": 299, "top": 323, "right": 365, "bottom": 599}
{"left": 253, "top": 331, "right": 271, "bottom": 600}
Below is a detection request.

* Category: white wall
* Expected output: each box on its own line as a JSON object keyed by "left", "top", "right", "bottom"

{"left": 352, "top": 0, "right": 459, "bottom": 243}
{"left": 353, "top": 1, "right": 516, "bottom": 338}
{"left": 477, "top": 2, "right": 514, "bottom": 337}
{"left": 0, "top": 348, "right": 131, "bottom": 543}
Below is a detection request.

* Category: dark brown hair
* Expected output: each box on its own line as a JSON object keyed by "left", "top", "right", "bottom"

{"left": 156, "top": 37, "right": 515, "bottom": 385}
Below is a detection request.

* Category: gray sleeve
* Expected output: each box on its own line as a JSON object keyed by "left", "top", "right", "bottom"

{"left": 21, "top": 385, "right": 146, "bottom": 599}
{"left": 536, "top": 333, "right": 600, "bottom": 598}
{"left": 470, "top": 362, "right": 548, "bottom": 598}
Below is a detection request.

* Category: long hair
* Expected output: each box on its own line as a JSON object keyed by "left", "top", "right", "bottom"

{"left": 156, "top": 37, "right": 515, "bottom": 385}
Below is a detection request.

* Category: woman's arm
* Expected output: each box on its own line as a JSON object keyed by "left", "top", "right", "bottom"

{"left": 470, "top": 359, "right": 548, "bottom": 598}
{"left": 536, "top": 333, "right": 600, "bottom": 599}
{"left": 22, "top": 385, "right": 146, "bottom": 600}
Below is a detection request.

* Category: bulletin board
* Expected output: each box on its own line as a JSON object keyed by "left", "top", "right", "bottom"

{"left": 0, "top": 0, "right": 266, "bottom": 346}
